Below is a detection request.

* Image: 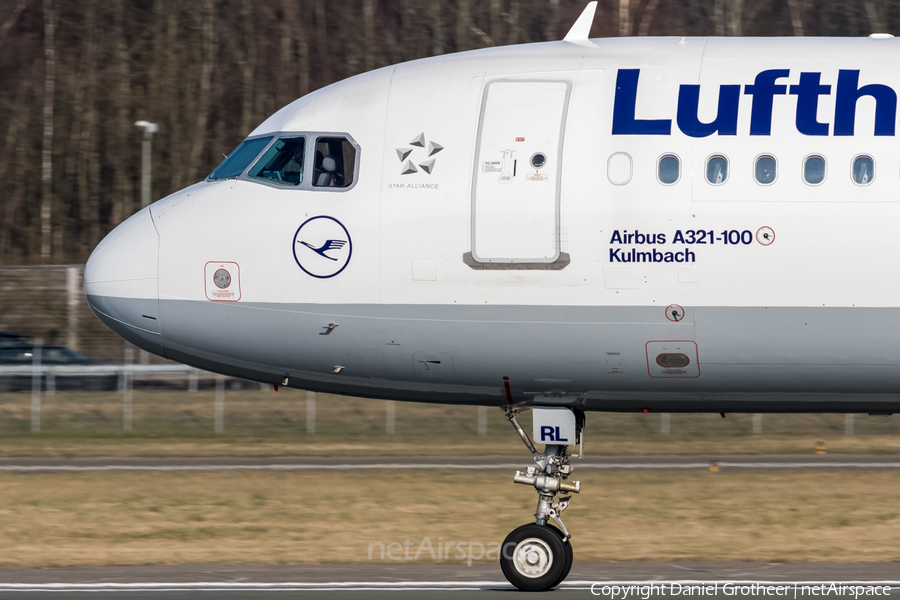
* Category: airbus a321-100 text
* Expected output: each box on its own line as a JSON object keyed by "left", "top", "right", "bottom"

{"left": 83, "top": 3, "right": 900, "bottom": 590}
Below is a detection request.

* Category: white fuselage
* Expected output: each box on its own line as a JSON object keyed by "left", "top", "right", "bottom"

{"left": 84, "top": 36, "right": 900, "bottom": 413}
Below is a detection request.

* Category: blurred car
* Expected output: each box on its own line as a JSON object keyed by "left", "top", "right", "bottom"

{"left": 0, "top": 332, "right": 29, "bottom": 348}
{"left": 0, "top": 344, "right": 95, "bottom": 365}
{"left": 0, "top": 342, "right": 115, "bottom": 391}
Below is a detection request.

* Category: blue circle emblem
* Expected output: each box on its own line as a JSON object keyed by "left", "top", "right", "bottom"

{"left": 292, "top": 216, "right": 353, "bottom": 279}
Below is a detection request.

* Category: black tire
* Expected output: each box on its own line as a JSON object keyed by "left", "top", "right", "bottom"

{"left": 548, "top": 526, "right": 573, "bottom": 589}
{"left": 500, "top": 523, "right": 567, "bottom": 591}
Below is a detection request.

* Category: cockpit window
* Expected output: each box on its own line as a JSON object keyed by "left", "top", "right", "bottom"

{"left": 248, "top": 137, "right": 306, "bottom": 186}
{"left": 313, "top": 137, "right": 356, "bottom": 188}
{"left": 208, "top": 137, "right": 272, "bottom": 180}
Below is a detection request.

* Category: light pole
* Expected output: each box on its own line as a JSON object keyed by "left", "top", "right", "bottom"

{"left": 134, "top": 121, "right": 158, "bottom": 366}
{"left": 134, "top": 121, "right": 158, "bottom": 209}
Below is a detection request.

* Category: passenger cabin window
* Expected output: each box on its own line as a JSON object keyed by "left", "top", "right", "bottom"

{"left": 852, "top": 155, "right": 874, "bottom": 186}
{"left": 754, "top": 155, "right": 777, "bottom": 185}
{"left": 313, "top": 137, "right": 356, "bottom": 188}
{"left": 706, "top": 155, "right": 728, "bottom": 185}
{"left": 658, "top": 154, "right": 680, "bottom": 185}
{"left": 248, "top": 137, "right": 306, "bottom": 186}
{"left": 803, "top": 155, "right": 826, "bottom": 185}
{"left": 607, "top": 152, "right": 632, "bottom": 186}
{"left": 208, "top": 137, "right": 272, "bottom": 180}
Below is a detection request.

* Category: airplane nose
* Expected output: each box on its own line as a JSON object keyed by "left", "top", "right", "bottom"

{"left": 84, "top": 206, "right": 165, "bottom": 356}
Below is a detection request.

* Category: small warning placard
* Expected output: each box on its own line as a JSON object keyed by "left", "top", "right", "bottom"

{"left": 204, "top": 261, "right": 241, "bottom": 302}
{"left": 482, "top": 161, "right": 502, "bottom": 173}
{"left": 526, "top": 173, "right": 548, "bottom": 182}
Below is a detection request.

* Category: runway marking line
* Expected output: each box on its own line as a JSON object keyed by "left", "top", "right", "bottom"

{"left": 1, "top": 462, "right": 900, "bottom": 472}
{"left": 0, "top": 581, "right": 898, "bottom": 591}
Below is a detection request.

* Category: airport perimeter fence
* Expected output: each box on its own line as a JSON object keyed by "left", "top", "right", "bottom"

{"left": 0, "top": 265, "right": 877, "bottom": 440}
{"left": 0, "top": 265, "right": 480, "bottom": 437}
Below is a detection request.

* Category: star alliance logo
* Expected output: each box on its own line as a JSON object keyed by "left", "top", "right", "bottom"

{"left": 397, "top": 132, "right": 443, "bottom": 175}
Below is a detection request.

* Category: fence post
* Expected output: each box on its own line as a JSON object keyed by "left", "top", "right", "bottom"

{"left": 306, "top": 390, "right": 316, "bottom": 434}
{"left": 30, "top": 338, "right": 43, "bottom": 433}
{"left": 215, "top": 375, "right": 224, "bottom": 433}
{"left": 386, "top": 400, "right": 395, "bottom": 435}
{"left": 46, "top": 369, "right": 55, "bottom": 396}
{"left": 188, "top": 369, "right": 198, "bottom": 392}
{"left": 661, "top": 412, "right": 670, "bottom": 435}
{"left": 478, "top": 405, "right": 487, "bottom": 436}
{"left": 66, "top": 266, "right": 80, "bottom": 351}
{"left": 123, "top": 347, "right": 133, "bottom": 432}
{"left": 845, "top": 413, "right": 854, "bottom": 437}
{"left": 753, "top": 413, "right": 763, "bottom": 434}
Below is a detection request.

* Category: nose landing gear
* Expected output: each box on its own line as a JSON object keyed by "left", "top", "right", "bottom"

{"left": 500, "top": 406, "right": 583, "bottom": 591}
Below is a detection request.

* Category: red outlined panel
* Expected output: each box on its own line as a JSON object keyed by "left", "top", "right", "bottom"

{"left": 204, "top": 261, "right": 241, "bottom": 302}
{"left": 645, "top": 340, "right": 700, "bottom": 378}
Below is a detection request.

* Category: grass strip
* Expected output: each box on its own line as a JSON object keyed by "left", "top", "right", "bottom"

{"left": 0, "top": 470, "right": 898, "bottom": 567}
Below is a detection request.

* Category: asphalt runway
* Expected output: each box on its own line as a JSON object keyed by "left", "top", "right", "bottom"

{"left": 1, "top": 454, "right": 899, "bottom": 472}
{"left": 0, "top": 563, "right": 898, "bottom": 600}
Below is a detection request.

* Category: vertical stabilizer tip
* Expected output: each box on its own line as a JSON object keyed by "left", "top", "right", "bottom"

{"left": 563, "top": 1, "right": 598, "bottom": 43}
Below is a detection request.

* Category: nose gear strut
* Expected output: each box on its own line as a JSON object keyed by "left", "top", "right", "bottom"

{"left": 500, "top": 406, "right": 583, "bottom": 591}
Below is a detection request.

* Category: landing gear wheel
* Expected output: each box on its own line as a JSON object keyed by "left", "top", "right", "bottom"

{"left": 500, "top": 523, "right": 567, "bottom": 591}
{"left": 550, "top": 527, "right": 574, "bottom": 589}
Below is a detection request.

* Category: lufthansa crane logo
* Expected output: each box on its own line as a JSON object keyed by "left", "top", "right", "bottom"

{"left": 396, "top": 132, "right": 443, "bottom": 176}
{"left": 292, "top": 216, "right": 352, "bottom": 279}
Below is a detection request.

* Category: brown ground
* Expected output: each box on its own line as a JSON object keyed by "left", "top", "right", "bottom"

{"left": 0, "top": 470, "right": 898, "bottom": 567}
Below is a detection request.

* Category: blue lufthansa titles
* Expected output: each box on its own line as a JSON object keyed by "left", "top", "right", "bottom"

{"left": 612, "top": 68, "right": 897, "bottom": 137}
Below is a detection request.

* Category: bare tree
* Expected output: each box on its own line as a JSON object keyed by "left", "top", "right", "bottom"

{"left": 40, "top": 0, "right": 55, "bottom": 259}
{"left": 111, "top": 0, "right": 133, "bottom": 226}
{"left": 187, "top": 0, "right": 215, "bottom": 178}
{"left": 507, "top": 0, "right": 520, "bottom": 45}
{"left": 0, "top": 78, "right": 32, "bottom": 258}
{"left": 363, "top": 0, "right": 376, "bottom": 71}
{"left": 457, "top": 0, "right": 471, "bottom": 51}
{"left": 638, "top": 0, "right": 664, "bottom": 35}
{"left": 430, "top": 0, "right": 445, "bottom": 55}
{"left": 865, "top": 1, "right": 884, "bottom": 32}
{"left": 490, "top": 0, "right": 502, "bottom": 42}
{"left": 0, "top": 0, "right": 29, "bottom": 49}
{"left": 546, "top": 0, "right": 560, "bottom": 40}
{"left": 294, "top": 1, "right": 310, "bottom": 97}
{"left": 618, "top": 0, "right": 632, "bottom": 36}
{"left": 788, "top": 0, "right": 805, "bottom": 35}
{"left": 238, "top": 0, "right": 257, "bottom": 136}
{"left": 315, "top": 0, "right": 332, "bottom": 84}
{"left": 77, "top": 0, "right": 99, "bottom": 251}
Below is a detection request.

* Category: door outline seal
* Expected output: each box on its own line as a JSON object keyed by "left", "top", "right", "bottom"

{"left": 467, "top": 78, "right": 572, "bottom": 270}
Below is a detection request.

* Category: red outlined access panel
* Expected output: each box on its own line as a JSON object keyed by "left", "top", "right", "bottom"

{"left": 645, "top": 341, "right": 700, "bottom": 378}
{"left": 204, "top": 261, "right": 241, "bottom": 302}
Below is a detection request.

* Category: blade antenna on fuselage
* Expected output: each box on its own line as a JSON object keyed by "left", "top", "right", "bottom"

{"left": 563, "top": 2, "right": 598, "bottom": 46}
